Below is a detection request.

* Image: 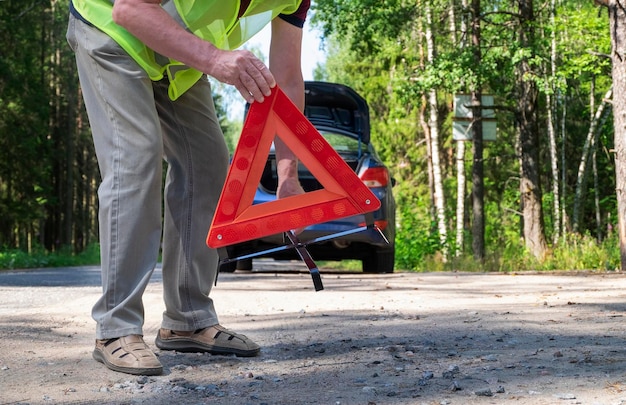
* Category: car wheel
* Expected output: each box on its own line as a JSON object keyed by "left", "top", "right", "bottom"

{"left": 219, "top": 260, "right": 238, "bottom": 273}
{"left": 236, "top": 258, "right": 253, "bottom": 271}
{"left": 362, "top": 247, "right": 395, "bottom": 273}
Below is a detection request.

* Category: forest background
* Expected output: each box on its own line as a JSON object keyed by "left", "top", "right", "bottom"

{"left": 0, "top": 0, "right": 625, "bottom": 272}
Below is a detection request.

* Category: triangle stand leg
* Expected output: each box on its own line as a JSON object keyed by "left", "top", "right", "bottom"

{"left": 284, "top": 230, "right": 324, "bottom": 291}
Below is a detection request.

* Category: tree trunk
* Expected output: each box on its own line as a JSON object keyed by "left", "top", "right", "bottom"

{"left": 420, "top": 99, "right": 436, "bottom": 224}
{"left": 546, "top": 0, "right": 561, "bottom": 243}
{"left": 607, "top": 0, "right": 626, "bottom": 270}
{"left": 470, "top": 0, "right": 485, "bottom": 260}
{"left": 517, "top": 0, "right": 548, "bottom": 259}
{"left": 572, "top": 87, "right": 612, "bottom": 232}
{"left": 560, "top": 93, "right": 568, "bottom": 236}
{"left": 455, "top": 0, "right": 469, "bottom": 256}
{"left": 593, "top": 145, "right": 602, "bottom": 241}
{"left": 425, "top": 4, "right": 448, "bottom": 258}
{"left": 455, "top": 141, "right": 466, "bottom": 256}
{"left": 415, "top": 1, "right": 436, "bottom": 228}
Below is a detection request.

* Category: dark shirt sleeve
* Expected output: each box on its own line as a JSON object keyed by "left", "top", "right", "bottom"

{"left": 278, "top": 0, "right": 310, "bottom": 28}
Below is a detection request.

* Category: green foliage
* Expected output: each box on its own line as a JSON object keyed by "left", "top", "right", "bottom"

{"left": 0, "top": 3, "right": 55, "bottom": 235}
{"left": 312, "top": 0, "right": 416, "bottom": 55}
{"left": 546, "top": 233, "right": 620, "bottom": 271}
{"left": 556, "top": 4, "right": 611, "bottom": 81}
{"left": 2, "top": 236, "right": 618, "bottom": 273}
{"left": 0, "top": 0, "right": 99, "bottom": 252}
{"left": 311, "top": 0, "right": 619, "bottom": 273}
{"left": 0, "top": 243, "right": 101, "bottom": 270}
{"left": 211, "top": 87, "right": 242, "bottom": 153}
{"left": 394, "top": 183, "right": 445, "bottom": 270}
{"left": 0, "top": 0, "right": 620, "bottom": 273}
{"left": 406, "top": 232, "right": 620, "bottom": 273}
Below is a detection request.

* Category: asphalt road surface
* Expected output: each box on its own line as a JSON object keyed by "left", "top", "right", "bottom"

{"left": 2, "top": 266, "right": 626, "bottom": 404}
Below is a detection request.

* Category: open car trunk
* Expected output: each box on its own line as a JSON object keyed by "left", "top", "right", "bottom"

{"left": 258, "top": 81, "right": 370, "bottom": 194}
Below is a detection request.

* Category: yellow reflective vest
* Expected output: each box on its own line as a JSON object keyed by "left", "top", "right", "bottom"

{"left": 72, "top": 0, "right": 302, "bottom": 100}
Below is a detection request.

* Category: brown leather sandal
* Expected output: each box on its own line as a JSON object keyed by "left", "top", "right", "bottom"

{"left": 155, "top": 325, "right": 260, "bottom": 357}
{"left": 93, "top": 335, "right": 163, "bottom": 375}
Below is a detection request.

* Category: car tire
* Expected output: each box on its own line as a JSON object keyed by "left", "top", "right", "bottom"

{"left": 236, "top": 258, "right": 253, "bottom": 271}
{"left": 362, "top": 247, "right": 395, "bottom": 273}
{"left": 219, "top": 260, "right": 238, "bottom": 273}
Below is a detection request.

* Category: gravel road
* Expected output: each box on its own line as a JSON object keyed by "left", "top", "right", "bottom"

{"left": 1, "top": 265, "right": 626, "bottom": 405}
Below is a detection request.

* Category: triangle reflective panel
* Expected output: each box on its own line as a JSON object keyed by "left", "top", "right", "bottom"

{"left": 206, "top": 85, "right": 381, "bottom": 249}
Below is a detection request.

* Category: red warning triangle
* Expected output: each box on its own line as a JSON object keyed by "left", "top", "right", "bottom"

{"left": 206, "top": 86, "right": 381, "bottom": 249}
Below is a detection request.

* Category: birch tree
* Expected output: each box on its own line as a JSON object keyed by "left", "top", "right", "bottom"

{"left": 546, "top": 0, "right": 561, "bottom": 243}
{"left": 455, "top": 0, "right": 470, "bottom": 256}
{"left": 424, "top": 2, "right": 449, "bottom": 258}
{"left": 572, "top": 87, "right": 613, "bottom": 232}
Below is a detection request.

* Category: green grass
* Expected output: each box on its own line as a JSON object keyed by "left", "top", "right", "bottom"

{"left": 0, "top": 243, "right": 101, "bottom": 270}
{"left": 411, "top": 233, "right": 621, "bottom": 273}
{"left": 0, "top": 233, "right": 621, "bottom": 273}
{"left": 318, "top": 259, "right": 362, "bottom": 272}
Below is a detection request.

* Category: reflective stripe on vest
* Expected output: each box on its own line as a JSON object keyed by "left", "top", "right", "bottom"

{"left": 72, "top": 0, "right": 302, "bottom": 100}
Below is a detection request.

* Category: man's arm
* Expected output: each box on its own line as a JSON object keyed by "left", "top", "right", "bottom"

{"left": 269, "top": 18, "right": 306, "bottom": 201}
{"left": 111, "top": 0, "right": 275, "bottom": 103}
{"left": 113, "top": 0, "right": 305, "bottom": 199}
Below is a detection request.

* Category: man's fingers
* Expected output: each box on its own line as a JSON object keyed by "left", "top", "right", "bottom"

{"left": 240, "top": 72, "right": 266, "bottom": 103}
{"left": 246, "top": 70, "right": 272, "bottom": 98}
{"left": 233, "top": 83, "right": 254, "bottom": 104}
{"left": 233, "top": 79, "right": 262, "bottom": 104}
{"left": 250, "top": 58, "right": 276, "bottom": 92}
{"left": 240, "top": 59, "right": 276, "bottom": 102}
{"left": 213, "top": 50, "right": 276, "bottom": 103}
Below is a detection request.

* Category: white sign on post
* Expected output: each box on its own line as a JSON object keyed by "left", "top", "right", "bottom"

{"left": 453, "top": 94, "right": 497, "bottom": 141}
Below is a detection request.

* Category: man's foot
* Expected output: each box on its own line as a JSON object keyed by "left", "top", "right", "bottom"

{"left": 155, "top": 325, "right": 260, "bottom": 357}
{"left": 93, "top": 335, "right": 163, "bottom": 376}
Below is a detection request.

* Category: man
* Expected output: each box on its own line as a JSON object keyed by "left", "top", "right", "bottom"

{"left": 66, "top": 0, "right": 309, "bottom": 376}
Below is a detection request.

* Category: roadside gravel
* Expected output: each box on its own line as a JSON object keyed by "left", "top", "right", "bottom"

{"left": 1, "top": 266, "right": 626, "bottom": 404}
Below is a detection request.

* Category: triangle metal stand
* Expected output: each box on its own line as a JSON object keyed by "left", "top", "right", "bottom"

{"left": 216, "top": 213, "right": 389, "bottom": 291}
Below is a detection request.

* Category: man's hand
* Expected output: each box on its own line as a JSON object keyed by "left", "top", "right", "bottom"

{"left": 207, "top": 49, "right": 276, "bottom": 104}
{"left": 276, "top": 156, "right": 306, "bottom": 234}
{"left": 276, "top": 176, "right": 305, "bottom": 200}
{"left": 277, "top": 176, "right": 306, "bottom": 235}
{"left": 112, "top": 0, "right": 275, "bottom": 103}
{"left": 275, "top": 147, "right": 304, "bottom": 200}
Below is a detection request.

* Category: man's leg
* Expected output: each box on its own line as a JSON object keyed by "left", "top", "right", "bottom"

{"left": 155, "top": 75, "right": 226, "bottom": 329}
{"left": 67, "top": 15, "right": 163, "bottom": 374}
{"left": 153, "top": 76, "right": 259, "bottom": 357}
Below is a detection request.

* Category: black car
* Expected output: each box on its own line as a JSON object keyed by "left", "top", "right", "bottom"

{"left": 221, "top": 81, "right": 396, "bottom": 273}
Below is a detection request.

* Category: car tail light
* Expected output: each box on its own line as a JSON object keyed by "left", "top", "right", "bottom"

{"left": 360, "top": 167, "right": 390, "bottom": 187}
{"left": 359, "top": 219, "right": 388, "bottom": 230}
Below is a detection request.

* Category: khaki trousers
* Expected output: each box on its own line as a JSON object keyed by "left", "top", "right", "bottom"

{"left": 67, "top": 14, "right": 229, "bottom": 339}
